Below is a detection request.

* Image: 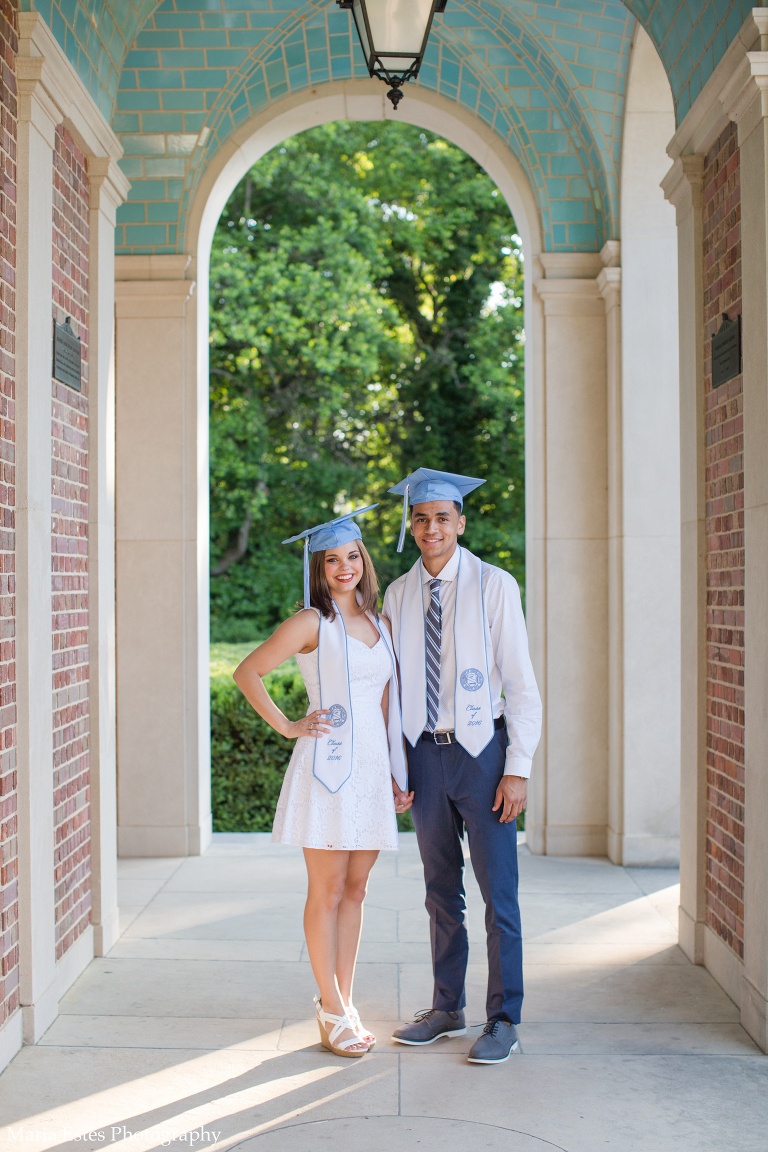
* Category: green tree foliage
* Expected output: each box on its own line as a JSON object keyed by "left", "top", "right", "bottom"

{"left": 209, "top": 121, "right": 525, "bottom": 639}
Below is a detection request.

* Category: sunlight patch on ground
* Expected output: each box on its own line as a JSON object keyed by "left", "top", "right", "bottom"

{"left": 4, "top": 1050, "right": 342, "bottom": 1149}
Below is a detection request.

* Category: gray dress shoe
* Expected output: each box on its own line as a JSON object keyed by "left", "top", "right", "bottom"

{"left": 467, "top": 1019, "right": 519, "bottom": 1063}
{"left": 392, "top": 1008, "right": 467, "bottom": 1045}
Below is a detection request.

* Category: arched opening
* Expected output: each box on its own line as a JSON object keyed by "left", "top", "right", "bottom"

{"left": 204, "top": 116, "right": 529, "bottom": 829}
{"left": 113, "top": 60, "right": 681, "bottom": 863}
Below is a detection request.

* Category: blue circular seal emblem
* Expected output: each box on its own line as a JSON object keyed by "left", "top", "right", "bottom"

{"left": 460, "top": 668, "right": 484, "bottom": 692}
{"left": 326, "top": 704, "right": 348, "bottom": 727}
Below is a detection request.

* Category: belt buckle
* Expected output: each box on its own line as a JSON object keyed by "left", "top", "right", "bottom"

{"left": 433, "top": 730, "right": 453, "bottom": 745}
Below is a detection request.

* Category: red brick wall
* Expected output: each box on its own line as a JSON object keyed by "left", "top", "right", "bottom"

{"left": 0, "top": 0, "right": 17, "bottom": 1032}
{"left": 703, "top": 121, "right": 744, "bottom": 960}
{"left": 52, "top": 124, "right": 90, "bottom": 962}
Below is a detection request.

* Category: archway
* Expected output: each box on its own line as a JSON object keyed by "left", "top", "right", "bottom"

{"left": 113, "top": 52, "right": 680, "bottom": 864}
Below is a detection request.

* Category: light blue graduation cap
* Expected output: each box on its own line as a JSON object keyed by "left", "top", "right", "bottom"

{"left": 388, "top": 468, "right": 485, "bottom": 552}
{"left": 282, "top": 504, "right": 378, "bottom": 608}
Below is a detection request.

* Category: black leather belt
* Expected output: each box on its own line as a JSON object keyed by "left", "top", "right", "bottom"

{"left": 420, "top": 715, "right": 506, "bottom": 744}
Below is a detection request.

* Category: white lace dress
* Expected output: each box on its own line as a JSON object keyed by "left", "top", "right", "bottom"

{"left": 271, "top": 633, "right": 399, "bottom": 851}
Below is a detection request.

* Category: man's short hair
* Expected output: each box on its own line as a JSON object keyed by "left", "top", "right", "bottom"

{"left": 453, "top": 501, "right": 462, "bottom": 514}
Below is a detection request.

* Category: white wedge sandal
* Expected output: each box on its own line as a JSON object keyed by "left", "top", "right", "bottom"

{"left": 314, "top": 997, "right": 370, "bottom": 1057}
{"left": 345, "top": 1001, "right": 375, "bottom": 1047}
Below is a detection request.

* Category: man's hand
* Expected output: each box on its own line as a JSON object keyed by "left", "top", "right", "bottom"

{"left": 492, "top": 775, "right": 527, "bottom": 824}
{"left": 392, "top": 777, "right": 415, "bottom": 814}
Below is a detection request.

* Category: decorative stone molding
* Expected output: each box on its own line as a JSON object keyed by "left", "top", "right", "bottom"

{"left": 89, "top": 157, "right": 131, "bottom": 221}
{"left": 597, "top": 266, "right": 621, "bottom": 311}
{"left": 538, "top": 252, "right": 602, "bottom": 279}
{"left": 115, "top": 255, "right": 193, "bottom": 282}
{"left": 666, "top": 8, "right": 768, "bottom": 162}
{"left": 17, "top": 12, "right": 123, "bottom": 163}
{"left": 114, "top": 280, "right": 197, "bottom": 320}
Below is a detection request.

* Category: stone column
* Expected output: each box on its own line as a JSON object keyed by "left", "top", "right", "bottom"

{"left": 662, "top": 156, "right": 707, "bottom": 964}
{"left": 722, "top": 39, "right": 768, "bottom": 1051}
{"left": 608, "top": 28, "right": 682, "bottom": 868}
{"left": 15, "top": 46, "right": 57, "bottom": 1045}
{"left": 115, "top": 257, "right": 211, "bottom": 857}
{"left": 88, "top": 159, "right": 129, "bottom": 954}
{"left": 598, "top": 243, "right": 625, "bottom": 865}
{"left": 528, "top": 256, "right": 609, "bottom": 856}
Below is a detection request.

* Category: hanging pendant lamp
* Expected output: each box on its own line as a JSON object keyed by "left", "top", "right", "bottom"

{"left": 337, "top": 0, "right": 448, "bottom": 109}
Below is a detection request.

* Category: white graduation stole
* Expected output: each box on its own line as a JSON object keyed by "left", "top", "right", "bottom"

{"left": 397, "top": 546, "right": 495, "bottom": 756}
{"left": 312, "top": 603, "right": 407, "bottom": 793}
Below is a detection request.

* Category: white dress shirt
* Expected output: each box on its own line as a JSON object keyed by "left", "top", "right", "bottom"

{"left": 382, "top": 547, "right": 542, "bottom": 777}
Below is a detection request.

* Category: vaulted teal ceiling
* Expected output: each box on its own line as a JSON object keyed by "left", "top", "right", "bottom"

{"left": 22, "top": 1, "right": 757, "bottom": 254}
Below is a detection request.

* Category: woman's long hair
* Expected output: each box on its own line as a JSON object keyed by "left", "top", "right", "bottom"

{"left": 308, "top": 539, "right": 379, "bottom": 621}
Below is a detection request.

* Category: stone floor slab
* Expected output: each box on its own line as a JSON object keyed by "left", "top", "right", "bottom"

{"left": 58, "top": 959, "right": 399, "bottom": 1020}
{"left": 398, "top": 1051, "right": 768, "bottom": 1152}
{"left": 240, "top": 1115, "right": 550, "bottom": 1151}
{"left": 1, "top": 833, "right": 764, "bottom": 1152}
{"left": 107, "top": 939, "right": 304, "bottom": 962}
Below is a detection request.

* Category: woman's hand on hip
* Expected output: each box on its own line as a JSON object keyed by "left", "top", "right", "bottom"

{"left": 285, "top": 710, "right": 331, "bottom": 739}
{"left": 392, "top": 777, "right": 414, "bottom": 813}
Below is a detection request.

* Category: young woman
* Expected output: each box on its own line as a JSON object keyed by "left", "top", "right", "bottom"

{"left": 233, "top": 509, "right": 413, "bottom": 1058}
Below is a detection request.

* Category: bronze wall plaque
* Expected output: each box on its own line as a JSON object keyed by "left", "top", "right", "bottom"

{"left": 711, "top": 312, "right": 741, "bottom": 390}
{"left": 53, "top": 317, "right": 82, "bottom": 391}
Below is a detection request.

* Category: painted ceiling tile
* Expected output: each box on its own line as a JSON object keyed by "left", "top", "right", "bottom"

{"left": 26, "top": 0, "right": 755, "bottom": 256}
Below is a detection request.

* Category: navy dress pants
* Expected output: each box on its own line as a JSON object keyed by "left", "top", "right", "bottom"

{"left": 407, "top": 727, "right": 523, "bottom": 1024}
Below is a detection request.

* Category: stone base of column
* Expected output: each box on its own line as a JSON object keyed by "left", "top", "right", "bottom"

{"left": 741, "top": 974, "right": 768, "bottom": 1052}
{"left": 0, "top": 1010, "right": 22, "bottom": 1075}
{"left": 539, "top": 824, "right": 607, "bottom": 857}
{"left": 55, "top": 925, "right": 94, "bottom": 1001}
{"left": 607, "top": 828, "right": 680, "bottom": 867}
{"left": 702, "top": 924, "right": 744, "bottom": 1008}
{"left": 678, "top": 904, "right": 705, "bottom": 964}
{"left": 93, "top": 905, "right": 121, "bottom": 957}
{"left": 118, "top": 818, "right": 212, "bottom": 858}
{"left": 21, "top": 977, "right": 58, "bottom": 1045}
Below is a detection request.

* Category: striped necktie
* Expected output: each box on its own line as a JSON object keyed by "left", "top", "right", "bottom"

{"left": 426, "top": 578, "right": 442, "bottom": 732}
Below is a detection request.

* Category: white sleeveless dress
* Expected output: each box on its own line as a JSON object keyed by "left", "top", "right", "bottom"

{"left": 271, "top": 628, "right": 399, "bottom": 851}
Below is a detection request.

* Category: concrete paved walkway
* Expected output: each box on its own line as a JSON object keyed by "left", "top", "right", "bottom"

{"left": 1, "top": 833, "right": 766, "bottom": 1151}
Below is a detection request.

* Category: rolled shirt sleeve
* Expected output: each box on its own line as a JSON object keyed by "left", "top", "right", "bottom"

{"left": 484, "top": 568, "right": 542, "bottom": 777}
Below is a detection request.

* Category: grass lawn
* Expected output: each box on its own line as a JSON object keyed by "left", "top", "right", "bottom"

{"left": 210, "top": 640, "right": 298, "bottom": 682}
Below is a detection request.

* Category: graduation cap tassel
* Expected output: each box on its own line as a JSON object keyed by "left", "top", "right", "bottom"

{"left": 303, "top": 537, "right": 310, "bottom": 610}
{"left": 397, "top": 484, "right": 409, "bottom": 553}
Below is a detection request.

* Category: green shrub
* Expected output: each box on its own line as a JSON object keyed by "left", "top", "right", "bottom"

{"left": 210, "top": 655, "right": 522, "bottom": 835}
{"left": 211, "top": 666, "right": 308, "bottom": 832}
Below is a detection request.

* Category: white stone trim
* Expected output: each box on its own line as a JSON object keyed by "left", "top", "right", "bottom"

{"left": 17, "top": 13, "right": 123, "bottom": 161}
{"left": 703, "top": 924, "right": 744, "bottom": 1009}
{"left": 115, "top": 279, "right": 197, "bottom": 319}
{"left": 666, "top": 8, "right": 768, "bottom": 162}
{"left": 0, "top": 1010, "right": 22, "bottom": 1075}
{"left": 663, "top": 155, "right": 707, "bottom": 968}
{"left": 115, "top": 255, "right": 192, "bottom": 282}
{"left": 538, "top": 252, "right": 602, "bottom": 279}
{"left": 55, "top": 925, "right": 94, "bottom": 1001}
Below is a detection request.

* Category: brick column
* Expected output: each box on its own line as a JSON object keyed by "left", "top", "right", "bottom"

{"left": 722, "top": 32, "right": 768, "bottom": 1051}
{"left": 13, "top": 10, "right": 127, "bottom": 1049}
{"left": 701, "top": 124, "right": 745, "bottom": 967}
{"left": 15, "top": 33, "right": 58, "bottom": 1045}
{"left": 0, "top": 0, "right": 18, "bottom": 1066}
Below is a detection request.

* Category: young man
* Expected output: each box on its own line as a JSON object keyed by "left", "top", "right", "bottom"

{"left": 382, "top": 468, "right": 542, "bottom": 1064}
